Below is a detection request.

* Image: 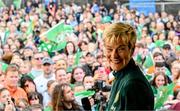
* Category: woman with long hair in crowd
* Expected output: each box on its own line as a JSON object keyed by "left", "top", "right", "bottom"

{"left": 52, "top": 83, "right": 83, "bottom": 111}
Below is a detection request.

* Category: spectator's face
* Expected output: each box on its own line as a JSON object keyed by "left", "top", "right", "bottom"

{"left": 24, "top": 49, "right": 33, "bottom": 58}
{"left": 171, "top": 63, "right": 180, "bottom": 79}
{"left": 104, "top": 39, "right": 132, "bottom": 71}
{"left": 162, "top": 49, "right": 170, "bottom": 58}
{"left": 63, "top": 86, "right": 75, "bottom": 102}
{"left": 80, "top": 42, "right": 88, "bottom": 51}
{"left": 0, "top": 89, "right": 11, "bottom": 104}
{"left": 172, "top": 36, "right": 179, "bottom": 45}
{"left": 55, "top": 69, "right": 67, "bottom": 84}
{"left": 85, "top": 54, "right": 94, "bottom": 65}
{"left": 154, "top": 55, "right": 164, "bottom": 62}
{"left": 19, "top": 64, "right": 30, "bottom": 74}
{"left": 155, "top": 74, "right": 165, "bottom": 88}
{"left": 146, "top": 37, "right": 152, "bottom": 44}
{"left": 67, "top": 55, "right": 74, "bottom": 66}
{"left": 83, "top": 76, "right": 94, "bottom": 89}
{"left": 73, "top": 68, "right": 85, "bottom": 82}
{"left": 155, "top": 67, "right": 166, "bottom": 73}
{"left": 7, "top": 38, "right": 13, "bottom": 46}
{"left": 66, "top": 73, "right": 72, "bottom": 83}
{"left": 43, "top": 64, "right": 52, "bottom": 75}
{"left": 24, "top": 81, "right": 36, "bottom": 93}
{"left": 33, "top": 53, "right": 43, "bottom": 66}
{"left": 5, "top": 71, "right": 19, "bottom": 87}
{"left": 29, "top": 96, "right": 39, "bottom": 105}
{"left": 66, "top": 43, "right": 74, "bottom": 54}
{"left": 56, "top": 60, "right": 67, "bottom": 70}
{"left": 3, "top": 45, "right": 10, "bottom": 53}
{"left": 80, "top": 57, "right": 86, "bottom": 65}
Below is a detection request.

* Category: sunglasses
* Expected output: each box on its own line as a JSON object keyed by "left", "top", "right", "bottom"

{"left": 24, "top": 84, "right": 29, "bottom": 88}
{"left": 35, "top": 57, "right": 43, "bottom": 60}
{"left": 30, "top": 97, "right": 38, "bottom": 101}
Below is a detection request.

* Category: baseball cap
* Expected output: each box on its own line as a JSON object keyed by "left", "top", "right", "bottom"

{"left": 24, "top": 46, "right": 33, "bottom": 50}
{"left": 42, "top": 57, "right": 54, "bottom": 65}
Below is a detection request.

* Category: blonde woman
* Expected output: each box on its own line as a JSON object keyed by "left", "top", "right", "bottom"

{"left": 103, "top": 22, "right": 154, "bottom": 110}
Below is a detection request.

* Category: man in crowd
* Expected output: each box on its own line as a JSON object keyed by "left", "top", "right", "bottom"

{"left": 5, "top": 64, "right": 27, "bottom": 102}
{"left": 34, "top": 57, "right": 55, "bottom": 96}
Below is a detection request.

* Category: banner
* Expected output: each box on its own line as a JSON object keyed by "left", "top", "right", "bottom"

{"left": 129, "top": 0, "right": 156, "bottom": 16}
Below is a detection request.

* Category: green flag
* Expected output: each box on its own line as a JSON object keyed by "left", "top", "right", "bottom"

{"left": 75, "top": 90, "right": 95, "bottom": 98}
{"left": 155, "top": 83, "right": 175, "bottom": 109}
{"left": 0, "top": 0, "right": 5, "bottom": 8}
{"left": 13, "top": 0, "right": 22, "bottom": 9}
{"left": 44, "top": 106, "right": 52, "bottom": 111}
{"left": 38, "top": 41, "right": 55, "bottom": 53}
{"left": 74, "top": 48, "right": 81, "bottom": 66}
{"left": 0, "top": 61, "right": 8, "bottom": 72}
{"left": 26, "top": 21, "right": 34, "bottom": 36}
{"left": 136, "top": 24, "right": 143, "bottom": 41}
{"left": 3, "top": 29, "right": 10, "bottom": 45}
{"left": 54, "top": 41, "right": 67, "bottom": 51}
{"left": 143, "top": 53, "right": 154, "bottom": 69}
{"left": 145, "top": 74, "right": 153, "bottom": 82}
{"left": 134, "top": 54, "right": 143, "bottom": 65}
{"left": 40, "top": 22, "right": 73, "bottom": 43}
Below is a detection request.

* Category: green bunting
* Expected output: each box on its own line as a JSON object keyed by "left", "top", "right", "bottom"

{"left": 155, "top": 83, "right": 175, "bottom": 109}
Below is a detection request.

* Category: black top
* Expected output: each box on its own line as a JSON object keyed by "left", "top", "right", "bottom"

{"left": 106, "top": 59, "right": 154, "bottom": 110}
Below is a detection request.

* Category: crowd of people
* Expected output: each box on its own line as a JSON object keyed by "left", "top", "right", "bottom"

{"left": 0, "top": 0, "right": 179, "bottom": 110}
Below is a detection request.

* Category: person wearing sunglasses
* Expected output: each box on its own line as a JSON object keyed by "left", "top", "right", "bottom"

{"left": 27, "top": 91, "right": 43, "bottom": 106}
{"left": 34, "top": 57, "right": 55, "bottom": 105}
{"left": 29, "top": 52, "right": 44, "bottom": 79}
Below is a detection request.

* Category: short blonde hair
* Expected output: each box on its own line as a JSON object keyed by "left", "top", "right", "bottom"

{"left": 103, "top": 22, "right": 136, "bottom": 54}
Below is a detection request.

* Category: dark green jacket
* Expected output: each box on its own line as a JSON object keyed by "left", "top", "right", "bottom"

{"left": 107, "top": 59, "right": 154, "bottom": 111}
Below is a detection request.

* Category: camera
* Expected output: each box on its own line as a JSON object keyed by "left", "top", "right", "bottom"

{"left": 88, "top": 80, "right": 111, "bottom": 110}
{"left": 93, "top": 80, "right": 111, "bottom": 92}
